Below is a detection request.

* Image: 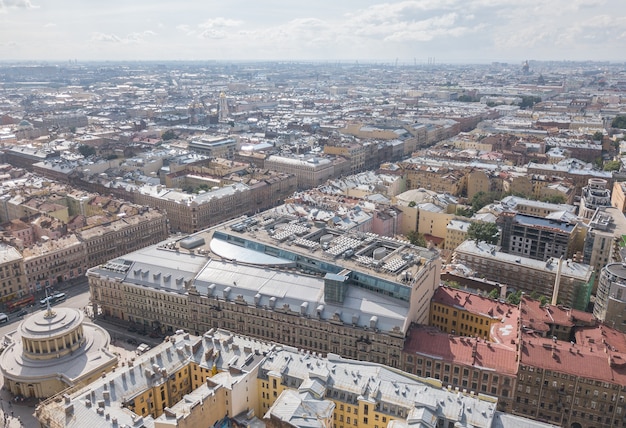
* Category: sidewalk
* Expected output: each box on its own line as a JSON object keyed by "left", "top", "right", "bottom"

{"left": 0, "top": 385, "right": 37, "bottom": 428}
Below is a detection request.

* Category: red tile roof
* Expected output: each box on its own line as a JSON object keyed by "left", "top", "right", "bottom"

{"left": 433, "top": 286, "right": 517, "bottom": 318}
{"left": 520, "top": 332, "right": 626, "bottom": 384}
{"left": 576, "top": 324, "right": 626, "bottom": 354}
{"left": 520, "top": 296, "right": 595, "bottom": 333}
{"left": 404, "top": 325, "right": 518, "bottom": 375}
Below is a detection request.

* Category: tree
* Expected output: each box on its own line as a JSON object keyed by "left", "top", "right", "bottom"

{"left": 456, "top": 206, "right": 473, "bottom": 217}
{"left": 443, "top": 280, "right": 460, "bottom": 289}
{"left": 488, "top": 288, "right": 500, "bottom": 300}
{"left": 77, "top": 144, "right": 96, "bottom": 157}
{"left": 506, "top": 290, "right": 522, "bottom": 305}
{"left": 539, "top": 194, "right": 566, "bottom": 204}
{"left": 603, "top": 160, "right": 621, "bottom": 172}
{"left": 458, "top": 94, "right": 478, "bottom": 102}
{"left": 467, "top": 222, "right": 499, "bottom": 245}
{"left": 592, "top": 131, "right": 604, "bottom": 141}
{"left": 519, "top": 95, "right": 542, "bottom": 109}
{"left": 611, "top": 115, "right": 626, "bottom": 129}
{"left": 406, "top": 230, "right": 427, "bottom": 248}
{"left": 161, "top": 129, "right": 177, "bottom": 141}
{"left": 470, "top": 191, "right": 501, "bottom": 213}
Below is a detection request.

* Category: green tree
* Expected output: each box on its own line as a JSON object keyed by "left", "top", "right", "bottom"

{"left": 408, "top": 201, "right": 417, "bottom": 207}
{"left": 161, "top": 129, "right": 177, "bottom": 141}
{"left": 443, "top": 280, "right": 460, "bottom": 289}
{"left": 592, "top": 131, "right": 604, "bottom": 141}
{"left": 470, "top": 191, "right": 501, "bottom": 213}
{"left": 539, "top": 194, "right": 566, "bottom": 204}
{"left": 519, "top": 95, "right": 542, "bottom": 109}
{"left": 457, "top": 94, "right": 478, "bottom": 102}
{"left": 467, "top": 222, "right": 499, "bottom": 244}
{"left": 611, "top": 115, "right": 626, "bottom": 129}
{"left": 77, "top": 144, "right": 96, "bottom": 157}
{"left": 506, "top": 290, "right": 522, "bottom": 305}
{"left": 456, "top": 206, "right": 474, "bottom": 217}
{"left": 488, "top": 288, "right": 500, "bottom": 300}
{"left": 603, "top": 160, "right": 621, "bottom": 172}
{"left": 406, "top": 230, "right": 427, "bottom": 248}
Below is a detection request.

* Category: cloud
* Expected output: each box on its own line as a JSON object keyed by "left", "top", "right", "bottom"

{"left": 177, "top": 17, "right": 243, "bottom": 39}
{"left": 90, "top": 30, "right": 156, "bottom": 44}
{"left": 0, "top": 0, "right": 38, "bottom": 13}
{"left": 344, "top": 2, "right": 483, "bottom": 43}
{"left": 198, "top": 17, "right": 242, "bottom": 29}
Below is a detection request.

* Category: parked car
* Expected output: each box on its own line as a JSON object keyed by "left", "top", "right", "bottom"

{"left": 136, "top": 343, "right": 151, "bottom": 354}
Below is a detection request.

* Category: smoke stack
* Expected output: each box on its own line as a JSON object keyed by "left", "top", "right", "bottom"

{"left": 552, "top": 257, "right": 563, "bottom": 306}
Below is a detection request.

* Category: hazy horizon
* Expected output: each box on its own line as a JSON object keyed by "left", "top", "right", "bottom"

{"left": 1, "top": 0, "right": 625, "bottom": 64}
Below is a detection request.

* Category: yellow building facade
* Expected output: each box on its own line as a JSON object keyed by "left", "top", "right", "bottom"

{"left": 429, "top": 287, "right": 515, "bottom": 341}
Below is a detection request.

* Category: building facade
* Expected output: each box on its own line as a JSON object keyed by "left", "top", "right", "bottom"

{"left": 452, "top": 240, "right": 594, "bottom": 310}
{"left": 36, "top": 329, "right": 540, "bottom": 428}
{"left": 0, "top": 245, "right": 27, "bottom": 303}
{"left": 88, "top": 213, "right": 441, "bottom": 368}
{"left": 498, "top": 211, "right": 581, "bottom": 262}
{"left": 579, "top": 178, "right": 612, "bottom": 220}
{"left": 593, "top": 263, "right": 626, "bottom": 332}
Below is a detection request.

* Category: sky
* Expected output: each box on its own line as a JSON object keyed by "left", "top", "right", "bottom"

{"left": 0, "top": 0, "right": 625, "bottom": 64}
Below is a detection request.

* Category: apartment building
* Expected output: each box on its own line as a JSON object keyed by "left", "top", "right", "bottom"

{"left": 527, "top": 162, "right": 613, "bottom": 192}
{"left": 264, "top": 155, "right": 337, "bottom": 190}
{"left": 452, "top": 240, "right": 594, "bottom": 310}
{"left": 0, "top": 244, "right": 27, "bottom": 302}
{"left": 445, "top": 219, "right": 472, "bottom": 251}
{"left": 188, "top": 136, "right": 237, "bottom": 159}
{"left": 400, "top": 163, "right": 465, "bottom": 196}
{"left": 402, "top": 326, "right": 518, "bottom": 413}
{"left": 498, "top": 211, "right": 582, "bottom": 262}
{"left": 323, "top": 141, "right": 367, "bottom": 174}
{"left": 22, "top": 234, "right": 86, "bottom": 292}
{"left": 429, "top": 286, "right": 518, "bottom": 341}
{"left": 499, "top": 195, "right": 577, "bottom": 219}
{"left": 582, "top": 207, "right": 626, "bottom": 285}
{"left": 611, "top": 181, "right": 626, "bottom": 212}
{"left": 579, "top": 178, "right": 612, "bottom": 220}
{"left": 123, "top": 173, "right": 296, "bottom": 233}
{"left": 466, "top": 169, "right": 504, "bottom": 199}
{"left": 593, "top": 263, "right": 626, "bottom": 333}
{"left": 77, "top": 207, "right": 168, "bottom": 268}
{"left": 35, "top": 329, "right": 549, "bottom": 428}
{"left": 393, "top": 188, "right": 458, "bottom": 237}
{"left": 513, "top": 326, "right": 626, "bottom": 427}
{"left": 88, "top": 212, "right": 441, "bottom": 368}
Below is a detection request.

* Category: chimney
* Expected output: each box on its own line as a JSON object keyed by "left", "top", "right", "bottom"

{"left": 551, "top": 256, "right": 563, "bottom": 306}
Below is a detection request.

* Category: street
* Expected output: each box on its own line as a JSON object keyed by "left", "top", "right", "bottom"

{"left": 0, "top": 280, "right": 167, "bottom": 427}
{"left": 0, "top": 281, "right": 91, "bottom": 338}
